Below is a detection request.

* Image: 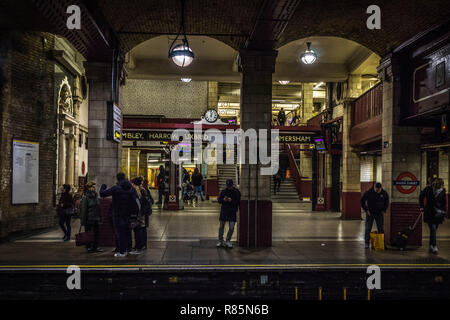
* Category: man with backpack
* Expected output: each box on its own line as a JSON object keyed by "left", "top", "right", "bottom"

{"left": 157, "top": 165, "right": 165, "bottom": 206}
{"left": 100, "top": 173, "right": 139, "bottom": 258}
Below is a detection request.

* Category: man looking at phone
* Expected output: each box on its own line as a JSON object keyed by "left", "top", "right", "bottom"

{"left": 217, "top": 179, "right": 241, "bottom": 248}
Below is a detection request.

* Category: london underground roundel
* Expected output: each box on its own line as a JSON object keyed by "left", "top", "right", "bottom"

{"left": 393, "top": 172, "right": 419, "bottom": 194}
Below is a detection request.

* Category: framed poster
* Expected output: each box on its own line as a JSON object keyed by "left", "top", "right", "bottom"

{"left": 12, "top": 139, "right": 39, "bottom": 204}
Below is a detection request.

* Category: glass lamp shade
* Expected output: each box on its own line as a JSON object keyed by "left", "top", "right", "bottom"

{"left": 301, "top": 50, "right": 317, "bottom": 64}
{"left": 169, "top": 43, "right": 194, "bottom": 67}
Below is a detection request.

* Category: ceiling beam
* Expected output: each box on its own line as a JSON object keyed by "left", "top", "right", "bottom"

{"left": 244, "top": 0, "right": 302, "bottom": 50}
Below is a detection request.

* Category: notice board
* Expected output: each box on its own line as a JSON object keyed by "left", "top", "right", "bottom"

{"left": 12, "top": 139, "right": 39, "bottom": 204}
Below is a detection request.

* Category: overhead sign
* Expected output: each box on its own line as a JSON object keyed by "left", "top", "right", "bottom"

{"left": 393, "top": 172, "right": 419, "bottom": 194}
{"left": 12, "top": 140, "right": 39, "bottom": 204}
{"left": 107, "top": 102, "right": 122, "bottom": 143}
{"left": 122, "top": 129, "right": 315, "bottom": 144}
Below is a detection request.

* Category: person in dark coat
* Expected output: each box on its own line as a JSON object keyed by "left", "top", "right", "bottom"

{"left": 57, "top": 184, "right": 74, "bottom": 241}
{"left": 80, "top": 181, "right": 102, "bottom": 253}
{"left": 100, "top": 173, "right": 139, "bottom": 257}
{"left": 278, "top": 108, "right": 286, "bottom": 126}
{"left": 156, "top": 165, "right": 165, "bottom": 205}
{"left": 361, "top": 182, "right": 389, "bottom": 249}
{"left": 420, "top": 178, "right": 447, "bottom": 254}
{"left": 217, "top": 179, "right": 241, "bottom": 248}
{"left": 192, "top": 167, "right": 205, "bottom": 201}
{"left": 273, "top": 169, "right": 282, "bottom": 195}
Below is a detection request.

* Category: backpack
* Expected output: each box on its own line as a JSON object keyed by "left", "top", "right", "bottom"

{"left": 129, "top": 192, "right": 141, "bottom": 219}
{"left": 140, "top": 190, "right": 153, "bottom": 216}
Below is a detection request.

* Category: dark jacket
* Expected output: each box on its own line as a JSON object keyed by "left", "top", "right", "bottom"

{"left": 57, "top": 192, "right": 73, "bottom": 216}
{"left": 157, "top": 170, "right": 165, "bottom": 189}
{"left": 218, "top": 187, "right": 241, "bottom": 222}
{"left": 278, "top": 111, "right": 286, "bottom": 125}
{"left": 80, "top": 191, "right": 102, "bottom": 226}
{"left": 99, "top": 180, "right": 138, "bottom": 218}
{"left": 140, "top": 187, "right": 154, "bottom": 216}
{"left": 361, "top": 187, "right": 389, "bottom": 214}
{"left": 192, "top": 173, "right": 203, "bottom": 187}
{"left": 420, "top": 186, "right": 447, "bottom": 224}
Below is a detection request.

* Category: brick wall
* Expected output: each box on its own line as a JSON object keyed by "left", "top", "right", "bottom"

{"left": 0, "top": 31, "right": 57, "bottom": 238}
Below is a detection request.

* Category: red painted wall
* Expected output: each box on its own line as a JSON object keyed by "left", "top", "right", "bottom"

{"left": 205, "top": 179, "right": 219, "bottom": 198}
{"left": 238, "top": 200, "right": 272, "bottom": 247}
{"left": 390, "top": 203, "right": 422, "bottom": 247}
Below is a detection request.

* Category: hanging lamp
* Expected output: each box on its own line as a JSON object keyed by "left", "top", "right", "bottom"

{"left": 168, "top": 0, "right": 194, "bottom": 67}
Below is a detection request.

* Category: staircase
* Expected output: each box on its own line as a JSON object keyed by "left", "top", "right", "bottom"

{"left": 270, "top": 177, "right": 302, "bottom": 203}
{"left": 218, "top": 164, "right": 237, "bottom": 191}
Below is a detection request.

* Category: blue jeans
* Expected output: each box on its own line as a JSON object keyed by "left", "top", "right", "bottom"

{"left": 364, "top": 212, "right": 384, "bottom": 245}
{"left": 113, "top": 215, "right": 130, "bottom": 254}
{"left": 218, "top": 221, "right": 236, "bottom": 242}
{"left": 428, "top": 223, "right": 439, "bottom": 247}
{"left": 194, "top": 186, "right": 204, "bottom": 200}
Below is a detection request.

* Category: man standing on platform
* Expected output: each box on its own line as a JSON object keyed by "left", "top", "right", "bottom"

{"left": 217, "top": 179, "right": 241, "bottom": 248}
{"left": 156, "top": 165, "right": 165, "bottom": 206}
{"left": 361, "top": 182, "right": 389, "bottom": 249}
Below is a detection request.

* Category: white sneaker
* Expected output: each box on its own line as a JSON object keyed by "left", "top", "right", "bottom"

{"left": 129, "top": 249, "right": 142, "bottom": 255}
{"left": 225, "top": 241, "right": 233, "bottom": 248}
{"left": 432, "top": 246, "right": 439, "bottom": 254}
{"left": 216, "top": 241, "right": 224, "bottom": 247}
{"left": 114, "top": 252, "right": 127, "bottom": 258}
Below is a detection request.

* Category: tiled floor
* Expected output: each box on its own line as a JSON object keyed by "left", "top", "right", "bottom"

{"left": 0, "top": 201, "right": 448, "bottom": 267}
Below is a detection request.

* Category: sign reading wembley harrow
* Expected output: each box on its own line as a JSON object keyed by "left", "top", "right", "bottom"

{"left": 122, "top": 130, "right": 315, "bottom": 143}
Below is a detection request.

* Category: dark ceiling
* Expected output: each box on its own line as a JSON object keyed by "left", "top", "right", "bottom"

{"left": 1, "top": 0, "right": 449, "bottom": 59}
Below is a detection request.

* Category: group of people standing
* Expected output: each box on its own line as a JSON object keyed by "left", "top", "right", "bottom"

{"left": 57, "top": 173, "right": 154, "bottom": 257}
{"left": 361, "top": 178, "right": 446, "bottom": 254}
{"left": 99, "top": 173, "right": 154, "bottom": 257}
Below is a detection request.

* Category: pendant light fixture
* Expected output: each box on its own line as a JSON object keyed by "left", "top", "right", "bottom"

{"left": 301, "top": 42, "right": 317, "bottom": 65}
{"left": 168, "top": 0, "right": 194, "bottom": 67}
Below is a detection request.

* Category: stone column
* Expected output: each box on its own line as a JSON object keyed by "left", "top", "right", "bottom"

{"left": 66, "top": 129, "right": 75, "bottom": 187}
{"left": 84, "top": 62, "right": 122, "bottom": 187}
{"left": 378, "top": 56, "right": 422, "bottom": 245}
{"left": 139, "top": 151, "right": 147, "bottom": 178}
{"left": 238, "top": 50, "right": 277, "bottom": 247}
{"left": 324, "top": 152, "right": 333, "bottom": 210}
{"left": 58, "top": 121, "right": 66, "bottom": 188}
{"left": 302, "top": 83, "right": 314, "bottom": 123}
{"left": 128, "top": 149, "right": 140, "bottom": 179}
{"left": 341, "top": 100, "right": 361, "bottom": 219}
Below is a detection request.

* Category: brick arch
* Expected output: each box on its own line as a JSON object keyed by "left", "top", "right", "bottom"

{"left": 279, "top": 0, "right": 450, "bottom": 56}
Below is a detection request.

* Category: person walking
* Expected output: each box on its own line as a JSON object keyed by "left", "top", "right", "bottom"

{"left": 273, "top": 169, "right": 282, "bottom": 195}
{"left": 420, "top": 178, "right": 447, "bottom": 254}
{"left": 192, "top": 167, "right": 205, "bottom": 201}
{"left": 278, "top": 108, "right": 286, "bottom": 126}
{"left": 217, "top": 179, "right": 241, "bottom": 248}
{"left": 361, "top": 182, "right": 389, "bottom": 249}
{"left": 57, "top": 184, "right": 74, "bottom": 241}
{"left": 157, "top": 165, "right": 165, "bottom": 205}
{"left": 80, "top": 181, "right": 103, "bottom": 253}
{"left": 100, "top": 173, "right": 139, "bottom": 258}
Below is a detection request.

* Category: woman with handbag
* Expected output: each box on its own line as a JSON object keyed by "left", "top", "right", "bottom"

{"left": 130, "top": 178, "right": 146, "bottom": 254}
{"left": 57, "top": 184, "right": 74, "bottom": 241}
{"left": 420, "top": 178, "right": 447, "bottom": 254}
{"left": 80, "top": 181, "right": 103, "bottom": 253}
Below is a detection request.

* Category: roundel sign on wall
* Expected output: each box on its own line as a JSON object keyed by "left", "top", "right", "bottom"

{"left": 393, "top": 172, "right": 419, "bottom": 194}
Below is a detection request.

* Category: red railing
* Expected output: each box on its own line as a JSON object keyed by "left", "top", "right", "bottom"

{"left": 286, "top": 144, "right": 302, "bottom": 200}
{"left": 352, "top": 83, "right": 383, "bottom": 126}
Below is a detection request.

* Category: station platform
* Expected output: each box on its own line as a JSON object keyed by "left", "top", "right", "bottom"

{"left": 0, "top": 202, "right": 449, "bottom": 270}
